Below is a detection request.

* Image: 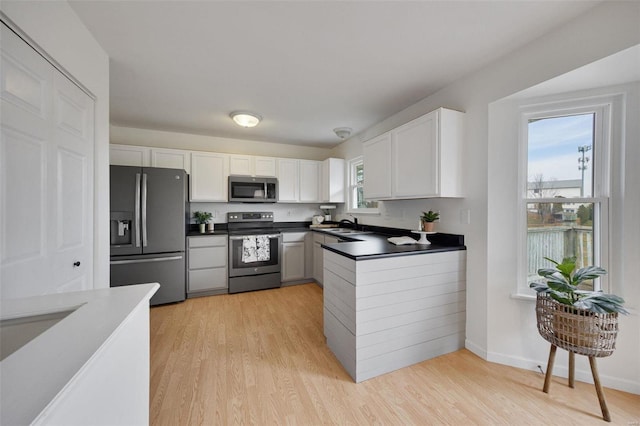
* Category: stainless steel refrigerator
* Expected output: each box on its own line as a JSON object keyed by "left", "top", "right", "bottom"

{"left": 109, "top": 166, "right": 188, "bottom": 305}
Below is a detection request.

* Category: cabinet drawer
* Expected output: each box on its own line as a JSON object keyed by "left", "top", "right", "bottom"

{"left": 189, "top": 246, "right": 227, "bottom": 269}
{"left": 188, "top": 268, "right": 227, "bottom": 292}
{"left": 188, "top": 235, "right": 227, "bottom": 248}
{"left": 283, "top": 232, "right": 307, "bottom": 243}
{"left": 313, "top": 232, "right": 325, "bottom": 244}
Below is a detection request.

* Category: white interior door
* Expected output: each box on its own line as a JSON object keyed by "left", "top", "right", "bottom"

{"left": 1, "top": 24, "right": 94, "bottom": 298}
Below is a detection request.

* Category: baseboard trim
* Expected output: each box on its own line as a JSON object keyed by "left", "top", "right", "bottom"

{"left": 465, "top": 339, "right": 487, "bottom": 360}
{"left": 486, "top": 350, "right": 640, "bottom": 395}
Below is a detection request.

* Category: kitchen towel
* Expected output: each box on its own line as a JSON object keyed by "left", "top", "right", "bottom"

{"left": 387, "top": 236, "right": 418, "bottom": 245}
{"left": 242, "top": 235, "right": 271, "bottom": 263}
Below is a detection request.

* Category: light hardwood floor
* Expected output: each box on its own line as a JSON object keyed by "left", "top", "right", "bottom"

{"left": 150, "top": 283, "right": 640, "bottom": 425}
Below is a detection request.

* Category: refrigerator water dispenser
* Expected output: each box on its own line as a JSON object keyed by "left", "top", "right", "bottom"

{"left": 110, "top": 212, "right": 133, "bottom": 246}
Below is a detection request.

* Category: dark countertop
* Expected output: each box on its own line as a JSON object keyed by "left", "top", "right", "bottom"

{"left": 185, "top": 222, "right": 465, "bottom": 261}
{"left": 312, "top": 227, "right": 466, "bottom": 261}
{"left": 187, "top": 230, "right": 228, "bottom": 237}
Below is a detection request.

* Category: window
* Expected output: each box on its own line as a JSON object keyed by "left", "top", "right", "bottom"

{"left": 347, "top": 156, "right": 378, "bottom": 213}
{"left": 521, "top": 102, "right": 610, "bottom": 292}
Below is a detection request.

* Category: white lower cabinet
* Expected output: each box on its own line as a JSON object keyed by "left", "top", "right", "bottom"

{"left": 187, "top": 235, "right": 228, "bottom": 296}
{"left": 282, "top": 232, "right": 307, "bottom": 282}
{"left": 312, "top": 232, "right": 340, "bottom": 285}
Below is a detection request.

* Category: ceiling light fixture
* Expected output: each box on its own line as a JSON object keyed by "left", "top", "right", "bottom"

{"left": 230, "top": 111, "right": 262, "bottom": 128}
{"left": 333, "top": 127, "right": 352, "bottom": 140}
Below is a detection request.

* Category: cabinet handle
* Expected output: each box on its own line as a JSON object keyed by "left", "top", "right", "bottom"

{"left": 73, "top": 261, "right": 81, "bottom": 267}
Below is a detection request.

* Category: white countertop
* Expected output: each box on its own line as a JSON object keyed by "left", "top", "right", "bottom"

{"left": 0, "top": 283, "right": 159, "bottom": 425}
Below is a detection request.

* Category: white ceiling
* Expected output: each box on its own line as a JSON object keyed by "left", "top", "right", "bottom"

{"left": 69, "top": 0, "right": 601, "bottom": 148}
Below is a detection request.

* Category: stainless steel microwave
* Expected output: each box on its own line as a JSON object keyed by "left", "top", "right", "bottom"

{"left": 228, "top": 176, "right": 278, "bottom": 203}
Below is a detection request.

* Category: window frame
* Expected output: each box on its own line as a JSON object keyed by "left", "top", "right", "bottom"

{"left": 517, "top": 99, "right": 611, "bottom": 295}
{"left": 346, "top": 156, "right": 379, "bottom": 214}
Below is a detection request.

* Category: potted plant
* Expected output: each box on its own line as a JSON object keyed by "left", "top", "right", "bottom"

{"left": 420, "top": 210, "right": 439, "bottom": 232}
{"left": 529, "top": 257, "right": 627, "bottom": 422}
{"left": 193, "top": 211, "right": 213, "bottom": 233}
{"left": 530, "top": 257, "right": 627, "bottom": 315}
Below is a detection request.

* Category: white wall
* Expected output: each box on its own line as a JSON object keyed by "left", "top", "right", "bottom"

{"left": 1, "top": 1, "right": 110, "bottom": 289}
{"left": 331, "top": 1, "right": 640, "bottom": 393}
{"left": 489, "top": 81, "right": 639, "bottom": 394}
{"left": 111, "top": 125, "right": 332, "bottom": 161}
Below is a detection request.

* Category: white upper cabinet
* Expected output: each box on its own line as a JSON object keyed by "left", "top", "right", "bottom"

{"left": 363, "top": 107, "right": 464, "bottom": 200}
{"left": 277, "top": 158, "right": 299, "bottom": 202}
{"left": 110, "top": 144, "right": 151, "bottom": 167}
{"left": 321, "top": 158, "right": 345, "bottom": 203}
{"left": 299, "top": 160, "right": 321, "bottom": 203}
{"left": 190, "top": 152, "right": 229, "bottom": 202}
{"left": 253, "top": 156, "right": 277, "bottom": 177}
{"left": 392, "top": 113, "right": 438, "bottom": 198}
{"left": 229, "top": 154, "right": 276, "bottom": 177}
{"left": 277, "top": 158, "right": 322, "bottom": 203}
{"left": 151, "top": 147, "right": 191, "bottom": 173}
{"left": 363, "top": 133, "right": 392, "bottom": 199}
{"left": 108, "top": 143, "right": 338, "bottom": 204}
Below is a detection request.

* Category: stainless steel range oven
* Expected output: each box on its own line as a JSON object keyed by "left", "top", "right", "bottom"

{"left": 227, "top": 211, "right": 282, "bottom": 294}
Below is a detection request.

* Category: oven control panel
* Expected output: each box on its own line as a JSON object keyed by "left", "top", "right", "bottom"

{"left": 227, "top": 211, "right": 274, "bottom": 222}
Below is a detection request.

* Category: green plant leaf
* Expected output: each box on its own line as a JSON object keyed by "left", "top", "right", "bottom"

{"left": 549, "top": 292, "right": 573, "bottom": 305}
{"left": 571, "top": 266, "right": 607, "bottom": 284}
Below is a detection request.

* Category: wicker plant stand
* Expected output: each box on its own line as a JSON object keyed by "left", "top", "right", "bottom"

{"left": 535, "top": 293, "right": 619, "bottom": 422}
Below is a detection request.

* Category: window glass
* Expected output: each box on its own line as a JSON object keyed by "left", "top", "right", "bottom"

{"left": 525, "top": 112, "right": 601, "bottom": 291}
{"left": 526, "top": 201, "right": 595, "bottom": 289}
{"left": 348, "top": 157, "right": 378, "bottom": 212}
{"left": 528, "top": 114, "right": 594, "bottom": 198}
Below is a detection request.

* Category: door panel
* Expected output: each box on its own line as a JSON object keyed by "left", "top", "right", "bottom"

{"left": 51, "top": 71, "right": 94, "bottom": 293}
{"left": 110, "top": 253, "right": 185, "bottom": 305}
{"left": 110, "top": 166, "right": 142, "bottom": 256}
{"left": 1, "top": 24, "right": 52, "bottom": 298}
{"left": 142, "top": 167, "right": 186, "bottom": 254}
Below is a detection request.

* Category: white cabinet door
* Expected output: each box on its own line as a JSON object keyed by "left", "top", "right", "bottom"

{"left": 277, "top": 158, "right": 298, "bottom": 202}
{"left": 110, "top": 144, "right": 150, "bottom": 167}
{"left": 392, "top": 112, "right": 438, "bottom": 198}
{"left": 151, "top": 148, "right": 191, "bottom": 173}
{"left": 299, "top": 160, "right": 321, "bottom": 202}
{"left": 1, "top": 25, "right": 94, "bottom": 298}
{"left": 229, "top": 155, "right": 276, "bottom": 177}
{"left": 363, "top": 133, "right": 392, "bottom": 200}
{"left": 254, "top": 156, "right": 276, "bottom": 177}
{"left": 229, "top": 155, "right": 252, "bottom": 175}
{"left": 282, "top": 241, "right": 305, "bottom": 281}
{"left": 190, "top": 152, "right": 229, "bottom": 202}
{"left": 321, "top": 158, "right": 345, "bottom": 203}
{"left": 363, "top": 108, "right": 464, "bottom": 200}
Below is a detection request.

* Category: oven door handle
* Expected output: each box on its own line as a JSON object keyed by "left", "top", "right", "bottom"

{"left": 229, "top": 234, "right": 281, "bottom": 240}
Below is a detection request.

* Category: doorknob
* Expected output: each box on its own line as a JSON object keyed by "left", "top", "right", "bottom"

{"left": 73, "top": 261, "right": 81, "bottom": 267}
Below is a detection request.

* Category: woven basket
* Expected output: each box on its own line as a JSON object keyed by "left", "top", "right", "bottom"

{"left": 535, "top": 293, "right": 618, "bottom": 357}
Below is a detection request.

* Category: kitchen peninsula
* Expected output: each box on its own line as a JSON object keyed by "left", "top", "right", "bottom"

{"left": 0, "top": 284, "right": 158, "bottom": 425}
{"left": 317, "top": 229, "right": 466, "bottom": 382}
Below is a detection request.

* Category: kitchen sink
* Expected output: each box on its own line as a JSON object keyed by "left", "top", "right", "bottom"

{"left": 325, "top": 228, "right": 370, "bottom": 235}
{"left": 0, "top": 306, "right": 81, "bottom": 361}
